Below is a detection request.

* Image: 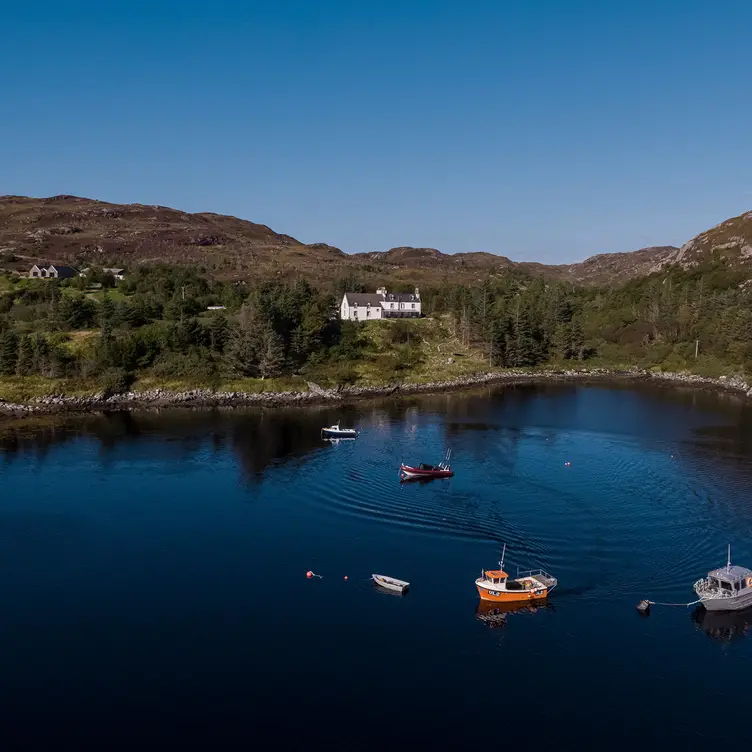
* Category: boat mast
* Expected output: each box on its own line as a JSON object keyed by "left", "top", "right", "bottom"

{"left": 500, "top": 542, "right": 506, "bottom": 572}
{"left": 727, "top": 544, "right": 731, "bottom": 572}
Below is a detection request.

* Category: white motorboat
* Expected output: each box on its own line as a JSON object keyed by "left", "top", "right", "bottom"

{"left": 372, "top": 574, "right": 410, "bottom": 594}
{"left": 321, "top": 423, "right": 357, "bottom": 439}
{"left": 694, "top": 546, "right": 752, "bottom": 612}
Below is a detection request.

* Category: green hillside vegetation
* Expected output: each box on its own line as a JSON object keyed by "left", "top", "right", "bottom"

{"left": 0, "top": 259, "right": 750, "bottom": 401}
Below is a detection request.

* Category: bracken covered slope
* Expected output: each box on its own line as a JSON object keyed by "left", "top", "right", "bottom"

{"left": 0, "top": 194, "right": 700, "bottom": 286}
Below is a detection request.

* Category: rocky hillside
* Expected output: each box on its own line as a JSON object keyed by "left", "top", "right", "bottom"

{"left": 555, "top": 246, "right": 678, "bottom": 285}
{"left": 653, "top": 210, "right": 752, "bottom": 270}
{"left": 0, "top": 194, "right": 350, "bottom": 282}
{"left": 7, "top": 193, "right": 746, "bottom": 287}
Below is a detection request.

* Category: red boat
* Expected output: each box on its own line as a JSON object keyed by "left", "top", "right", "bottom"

{"left": 400, "top": 450, "right": 453, "bottom": 481}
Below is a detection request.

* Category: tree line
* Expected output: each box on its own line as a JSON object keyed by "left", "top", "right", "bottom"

{"left": 1, "top": 259, "right": 751, "bottom": 390}
{"left": 422, "top": 259, "right": 752, "bottom": 372}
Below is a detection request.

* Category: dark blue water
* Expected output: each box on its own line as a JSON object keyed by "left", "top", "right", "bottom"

{"left": 2, "top": 383, "right": 752, "bottom": 749}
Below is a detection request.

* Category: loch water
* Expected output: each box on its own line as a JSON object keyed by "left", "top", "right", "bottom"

{"left": 1, "top": 382, "right": 752, "bottom": 749}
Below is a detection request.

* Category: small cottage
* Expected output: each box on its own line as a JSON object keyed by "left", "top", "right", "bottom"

{"left": 28, "top": 264, "right": 79, "bottom": 279}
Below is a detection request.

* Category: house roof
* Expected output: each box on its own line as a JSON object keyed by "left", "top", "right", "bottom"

{"left": 49, "top": 265, "right": 79, "bottom": 273}
{"left": 343, "top": 291, "right": 420, "bottom": 306}
{"left": 384, "top": 292, "right": 419, "bottom": 303}
{"left": 343, "top": 293, "right": 385, "bottom": 306}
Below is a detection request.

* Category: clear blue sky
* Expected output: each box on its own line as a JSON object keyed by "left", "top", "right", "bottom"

{"left": 2, "top": 0, "right": 751, "bottom": 262}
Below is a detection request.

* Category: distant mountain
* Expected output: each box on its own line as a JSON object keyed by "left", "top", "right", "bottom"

{"left": 2, "top": 193, "right": 733, "bottom": 288}
{"left": 351, "top": 244, "right": 678, "bottom": 285}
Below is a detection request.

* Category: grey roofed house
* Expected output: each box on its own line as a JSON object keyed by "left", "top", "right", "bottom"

{"left": 46, "top": 265, "right": 79, "bottom": 279}
{"left": 340, "top": 286, "right": 422, "bottom": 321}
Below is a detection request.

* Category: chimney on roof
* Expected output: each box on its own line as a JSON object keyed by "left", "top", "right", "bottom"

{"left": 376, "top": 286, "right": 387, "bottom": 297}
{"left": 414, "top": 287, "right": 420, "bottom": 299}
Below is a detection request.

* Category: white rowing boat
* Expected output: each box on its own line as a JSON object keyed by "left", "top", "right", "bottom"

{"left": 372, "top": 574, "right": 410, "bottom": 593}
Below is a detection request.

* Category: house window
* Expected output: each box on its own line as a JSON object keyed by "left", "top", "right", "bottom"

{"left": 367, "top": 309, "right": 370, "bottom": 317}
{"left": 391, "top": 303, "right": 395, "bottom": 309}
{"left": 412, "top": 303, "right": 415, "bottom": 309}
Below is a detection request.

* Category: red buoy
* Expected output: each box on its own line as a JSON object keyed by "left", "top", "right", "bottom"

{"left": 306, "top": 570, "right": 314, "bottom": 579}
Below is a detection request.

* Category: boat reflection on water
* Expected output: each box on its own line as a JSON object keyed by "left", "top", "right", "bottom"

{"left": 475, "top": 599, "right": 554, "bottom": 629}
{"left": 399, "top": 475, "right": 446, "bottom": 486}
{"left": 691, "top": 605, "right": 752, "bottom": 643}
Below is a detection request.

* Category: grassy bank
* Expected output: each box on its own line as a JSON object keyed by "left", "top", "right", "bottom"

{"left": 0, "top": 316, "right": 749, "bottom": 403}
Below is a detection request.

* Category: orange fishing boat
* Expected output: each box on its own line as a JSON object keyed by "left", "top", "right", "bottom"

{"left": 476, "top": 544, "right": 557, "bottom": 603}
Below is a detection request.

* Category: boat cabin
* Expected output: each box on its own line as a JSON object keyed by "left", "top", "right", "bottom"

{"left": 706, "top": 565, "right": 752, "bottom": 594}
{"left": 481, "top": 569, "right": 508, "bottom": 585}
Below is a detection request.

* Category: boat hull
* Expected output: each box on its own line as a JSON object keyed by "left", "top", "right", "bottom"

{"left": 476, "top": 583, "right": 549, "bottom": 603}
{"left": 698, "top": 589, "right": 752, "bottom": 612}
{"left": 322, "top": 429, "right": 357, "bottom": 439}
{"left": 373, "top": 574, "right": 409, "bottom": 593}
{"left": 400, "top": 465, "right": 453, "bottom": 480}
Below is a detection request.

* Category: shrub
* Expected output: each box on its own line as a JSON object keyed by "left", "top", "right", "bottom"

{"left": 100, "top": 367, "right": 134, "bottom": 397}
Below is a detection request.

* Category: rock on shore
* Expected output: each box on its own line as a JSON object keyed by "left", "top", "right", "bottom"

{"left": 1, "top": 368, "right": 751, "bottom": 418}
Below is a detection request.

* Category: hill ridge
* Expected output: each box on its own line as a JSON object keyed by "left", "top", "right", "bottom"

{"left": 8, "top": 193, "right": 752, "bottom": 286}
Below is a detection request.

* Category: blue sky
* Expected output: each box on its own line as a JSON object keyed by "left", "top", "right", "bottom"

{"left": 2, "top": 0, "right": 751, "bottom": 262}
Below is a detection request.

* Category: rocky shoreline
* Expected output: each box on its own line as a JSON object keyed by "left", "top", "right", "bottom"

{"left": 1, "top": 367, "right": 751, "bottom": 420}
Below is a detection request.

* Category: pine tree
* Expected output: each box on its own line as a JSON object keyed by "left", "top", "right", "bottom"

{"left": 568, "top": 318, "right": 584, "bottom": 360}
{"left": 209, "top": 313, "right": 229, "bottom": 353}
{"left": 224, "top": 321, "right": 259, "bottom": 377}
{"left": 100, "top": 295, "right": 116, "bottom": 327}
{"left": 30, "top": 335, "right": 50, "bottom": 377}
{"left": 549, "top": 322, "right": 570, "bottom": 361}
{"left": 0, "top": 331, "right": 18, "bottom": 375}
{"left": 15, "top": 335, "right": 32, "bottom": 376}
{"left": 96, "top": 321, "right": 117, "bottom": 369}
{"left": 257, "top": 325, "right": 285, "bottom": 379}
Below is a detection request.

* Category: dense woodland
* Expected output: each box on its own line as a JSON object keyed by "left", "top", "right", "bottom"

{"left": 0, "top": 259, "right": 750, "bottom": 394}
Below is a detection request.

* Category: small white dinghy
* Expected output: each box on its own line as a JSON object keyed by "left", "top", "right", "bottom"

{"left": 372, "top": 574, "right": 410, "bottom": 594}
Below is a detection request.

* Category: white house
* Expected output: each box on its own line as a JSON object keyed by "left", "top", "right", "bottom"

{"left": 340, "top": 286, "right": 421, "bottom": 322}
{"left": 29, "top": 264, "right": 79, "bottom": 279}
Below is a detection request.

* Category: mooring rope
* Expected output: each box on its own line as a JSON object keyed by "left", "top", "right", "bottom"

{"left": 646, "top": 598, "right": 702, "bottom": 607}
